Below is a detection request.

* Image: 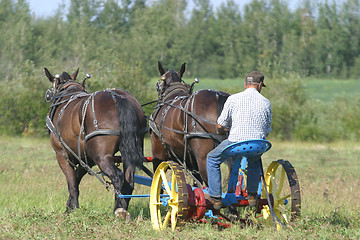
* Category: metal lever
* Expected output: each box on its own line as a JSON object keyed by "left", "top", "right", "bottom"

{"left": 189, "top": 78, "right": 200, "bottom": 93}
{"left": 82, "top": 73, "right": 91, "bottom": 86}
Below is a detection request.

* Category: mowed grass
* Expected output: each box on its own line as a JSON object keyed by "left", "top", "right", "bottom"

{"left": 0, "top": 136, "right": 359, "bottom": 239}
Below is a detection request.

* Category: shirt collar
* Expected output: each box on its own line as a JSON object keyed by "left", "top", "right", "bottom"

{"left": 245, "top": 87, "right": 258, "bottom": 93}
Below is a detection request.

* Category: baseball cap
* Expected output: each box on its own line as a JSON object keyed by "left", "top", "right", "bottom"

{"left": 245, "top": 71, "right": 266, "bottom": 87}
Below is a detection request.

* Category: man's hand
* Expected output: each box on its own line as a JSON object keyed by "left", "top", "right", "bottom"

{"left": 216, "top": 123, "right": 228, "bottom": 135}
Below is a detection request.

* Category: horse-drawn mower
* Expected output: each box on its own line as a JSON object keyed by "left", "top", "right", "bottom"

{"left": 148, "top": 139, "right": 301, "bottom": 230}
{"left": 44, "top": 67, "right": 301, "bottom": 231}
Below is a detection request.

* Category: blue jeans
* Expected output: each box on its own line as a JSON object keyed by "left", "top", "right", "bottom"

{"left": 207, "top": 139, "right": 261, "bottom": 198}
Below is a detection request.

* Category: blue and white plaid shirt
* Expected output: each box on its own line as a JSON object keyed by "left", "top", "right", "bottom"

{"left": 217, "top": 88, "right": 272, "bottom": 142}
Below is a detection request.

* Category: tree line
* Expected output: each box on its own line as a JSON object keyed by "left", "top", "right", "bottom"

{"left": 0, "top": 0, "right": 359, "bottom": 141}
{"left": 1, "top": 0, "right": 360, "bottom": 79}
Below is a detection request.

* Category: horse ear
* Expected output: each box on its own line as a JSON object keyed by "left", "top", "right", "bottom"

{"left": 158, "top": 61, "right": 165, "bottom": 76}
{"left": 71, "top": 68, "right": 80, "bottom": 80}
{"left": 44, "top": 67, "right": 54, "bottom": 82}
{"left": 178, "top": 62, "right": 186, "bottom": 78}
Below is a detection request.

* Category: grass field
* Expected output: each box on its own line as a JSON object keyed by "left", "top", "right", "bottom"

{"left": 164, "top": 77, "right": 360, "bottom": 102}
{"left": 302, "top": 78, "right": 360, "bottom": 102}
{"left": 0, "top": 136, "right": 359, "bottom": 239}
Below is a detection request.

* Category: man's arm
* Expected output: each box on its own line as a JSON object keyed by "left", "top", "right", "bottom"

{"left": 216, "top": 123, "right": 228, "bottom": 135}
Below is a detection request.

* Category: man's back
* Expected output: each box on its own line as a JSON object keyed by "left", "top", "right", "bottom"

{"left": 217, "top": 88, "right": 272, "bottom": 142}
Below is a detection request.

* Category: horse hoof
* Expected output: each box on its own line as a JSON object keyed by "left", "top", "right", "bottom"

{"left": 114, "top": 208, "right": 132, "bottom": 222}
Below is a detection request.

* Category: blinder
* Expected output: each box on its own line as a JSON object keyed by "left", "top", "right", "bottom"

{"left": 156, "top": 75, "right": 166, "bottom": 95}
{"left": 155, "top": 80, "right": 161, "bottom": 93}
{"left": 45, "top": 88, "right": 55, "bottom": 102}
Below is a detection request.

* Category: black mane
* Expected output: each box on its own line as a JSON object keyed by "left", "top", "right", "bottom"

{"left": 168, "top": 69, "right": 182, "bottom": 83}
{"left": 61, "top": 72, "right": 72, "bottom": 81}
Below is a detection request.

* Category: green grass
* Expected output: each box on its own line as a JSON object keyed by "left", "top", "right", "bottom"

{"left": 151, "top": 77, "right": 360, "bottom": 102}
{"left": 0, "top": 136, "right": 359, "bottom": 239}
{"left": 192, "top": 77, "right": 360, "bottom": 102}
{"left": 303, "top": 78, "right": 360, "bottom": 102}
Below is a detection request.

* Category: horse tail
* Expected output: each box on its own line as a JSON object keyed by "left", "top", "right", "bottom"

{"left": 115, "top": 96, "right": 144, "bottom": 169}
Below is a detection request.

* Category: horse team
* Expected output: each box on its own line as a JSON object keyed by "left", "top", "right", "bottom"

{"left": 44, "top": 62, "right": 230, "bottom": 220}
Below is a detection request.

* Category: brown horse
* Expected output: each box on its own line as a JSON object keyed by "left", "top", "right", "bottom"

{"left": 44, "top": 68, "right": 147, "bottom": 219}
{"left": 149, "top": 62, "right": 230, "bottom": 186}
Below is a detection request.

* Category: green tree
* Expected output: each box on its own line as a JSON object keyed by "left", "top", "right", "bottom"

{"left": 0, "top": 0, "right": 33, "bottom": 79}
{"left": 341, "top": 0, "right": 360, "bottom": 77}
{"left": 241, "top": 0, "right": 268, "bottom": 73}
{"left": 314, "top": 1, "right": 349, "bottom": 77}
{"left": 0, "top": 61, "right": 49, "bottom": 135}
{"left": 294, "top": 1, "right": 317, "bottom": 76}
{"left": 125, "top": 0, "right": 188, "bottom": 75}
{"left": 210, "top": 0, "right": 243, "bottom": 78}
{"left": 65, "top": 0, "right": 103, "bottom": 66}
{"left": 183, "top": 0, "right": 217, "bottom": 77}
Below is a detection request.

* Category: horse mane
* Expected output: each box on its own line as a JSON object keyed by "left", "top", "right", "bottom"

{"left": 168, "top": 69, "right": 182, "bottom": 83}
{"left": 61, "top": 72, "right": 72, "bottom": 80}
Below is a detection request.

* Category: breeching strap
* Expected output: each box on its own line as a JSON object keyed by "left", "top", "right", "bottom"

{"left": 45, "top": 116, "right": 120, "bottom": 194}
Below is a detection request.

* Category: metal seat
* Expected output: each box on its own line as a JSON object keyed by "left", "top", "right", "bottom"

{"left": 221, "top": 139, "right": 272, "bottom": 159}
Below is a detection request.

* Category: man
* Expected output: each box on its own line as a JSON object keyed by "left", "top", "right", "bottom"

{"left": 205, "top": 71, "right": 272, "bottom": 210}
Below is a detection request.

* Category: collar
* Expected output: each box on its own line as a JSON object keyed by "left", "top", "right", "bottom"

{"left": 245, "top": 87, "right": 259, "bottom": 92}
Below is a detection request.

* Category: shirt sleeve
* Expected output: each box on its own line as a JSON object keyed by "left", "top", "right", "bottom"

{"left": 217, "top": 97, "right": 232, "bottom": 129}
{"left": 266, "top": 101, "right": 272, "bottom": 134}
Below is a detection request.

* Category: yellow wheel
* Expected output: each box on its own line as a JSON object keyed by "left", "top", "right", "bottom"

{"left": 260, "top": 160, "right": 301, "bottom": 229}
{"left": 150, "top": 161, "right": 188, "bottom": 230}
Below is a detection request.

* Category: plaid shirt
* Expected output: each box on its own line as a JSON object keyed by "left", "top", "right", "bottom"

{"left": 217, "top": 88, "right": 272, "bottom": 142}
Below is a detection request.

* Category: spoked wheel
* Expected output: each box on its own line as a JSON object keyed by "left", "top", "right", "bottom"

{"left": 150, "top": 161, "right": 188, "bottom": 230}
{"left": 260, "top": 159, "right": 301, "bottom": 229}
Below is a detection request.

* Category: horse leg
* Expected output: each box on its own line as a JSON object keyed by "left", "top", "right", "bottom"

{"left": 56, "top": 152, "right": 87, "bottom": 212}
{"left": 151, "top": 135, "right": 168, "bottom": 172}
{"left": 113, "top": 161, "right": 135, "bottom": 220}
{"left": 189, "top": 139, "right": 215, "bottom": 186}
{"left": 123, "top": 162, "right": 135, "bottom": 206}
{"left": 152, "top": 157, "right": 164, "bottom": 172}
{"left": 95, "top": 155, "right": 131, "bottom": 220}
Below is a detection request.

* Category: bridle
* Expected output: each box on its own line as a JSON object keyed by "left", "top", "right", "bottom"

{"left": 156, "top": 72, "right": 193, "bottom": 100}
{"left": 45, "top": 74, "right": 89, "bottom": 103}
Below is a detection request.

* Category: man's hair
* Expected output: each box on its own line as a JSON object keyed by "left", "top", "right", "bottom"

{"left": 245, "top": 71, "right": 265, "bottom": 87}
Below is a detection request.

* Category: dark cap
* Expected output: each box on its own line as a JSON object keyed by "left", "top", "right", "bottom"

{"left": 245, "top": 71, "right": 266, "bottom": 87}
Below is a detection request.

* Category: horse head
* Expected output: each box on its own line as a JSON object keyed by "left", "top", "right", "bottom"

{"left": 44, "top": 68, "right": 89, "bottom": 102}
{"left": 156, "top": 62, "right": 188, "bottom": 97}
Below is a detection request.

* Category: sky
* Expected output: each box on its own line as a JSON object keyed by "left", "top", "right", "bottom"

{"left": 27, "top": 0, "right": 251, "bottom": 17}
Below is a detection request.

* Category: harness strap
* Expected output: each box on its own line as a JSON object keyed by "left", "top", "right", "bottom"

{"left": 46, "top": 116, "right": 95, "bottom": 175}
{"left": 46, "top": 116, "right": 123, "bottom": 196}
{"left": 148, "top": 114, "right": 203, "bottom": 186}
{"left": 185, "top": 132, "right": 224, "bottom": 141}
{"left": 84, "top": 129, "right": 121, "bottom": 142}
{"left": 46, "top": 88, "right": 138, "bottom": 197}
{"left": 183, "top": 96, "right": 192, "bottom": 174}
{"left": 163, "top": 101, "right": 216, "bottom": 126}
{"left": 160, "top": 82, "right": 190, "bottom": 101}
{"left": 91, "top": 93, "right": 99, "bottom": 130}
